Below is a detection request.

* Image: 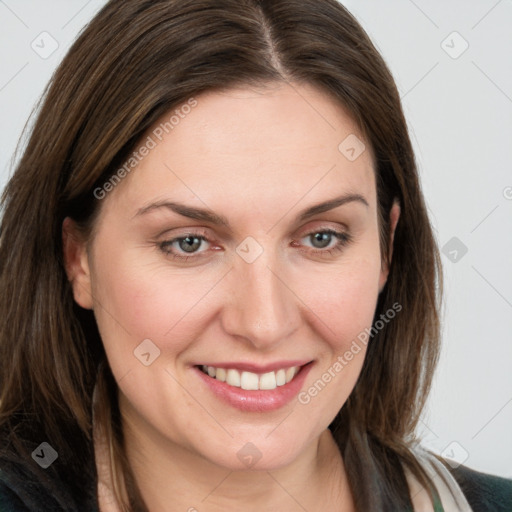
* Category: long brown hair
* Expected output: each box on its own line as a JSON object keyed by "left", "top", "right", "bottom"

{"left": 0, "top": 0, "right": 442, "bottom": 510}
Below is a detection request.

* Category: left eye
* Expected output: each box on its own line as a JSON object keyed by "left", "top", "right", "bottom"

{"left": 304, "top": 231, "right": 336, "bottom": 249}
{"left": 300, "top": 230, "right": 349, "bottom": 250}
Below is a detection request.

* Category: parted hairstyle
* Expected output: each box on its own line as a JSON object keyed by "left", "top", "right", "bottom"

{"left": 0, "top": 0, "right": 443, "bottom": 510}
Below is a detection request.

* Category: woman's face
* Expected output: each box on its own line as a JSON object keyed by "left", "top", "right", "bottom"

{"left": 67, "top": 82, "right": 398, "bottom": 471}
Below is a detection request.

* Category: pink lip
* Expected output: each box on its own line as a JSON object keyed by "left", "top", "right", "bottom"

{"left": 193, "top": 362, "right": 314, "bottom": 412}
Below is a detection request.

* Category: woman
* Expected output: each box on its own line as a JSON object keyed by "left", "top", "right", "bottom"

{"left": 0, "top": 0, "right": 510, "bottom": 510}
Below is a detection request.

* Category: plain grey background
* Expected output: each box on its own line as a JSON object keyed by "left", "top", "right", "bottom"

{"left": 0, "top": 0, "right": 511, "bottom": 478}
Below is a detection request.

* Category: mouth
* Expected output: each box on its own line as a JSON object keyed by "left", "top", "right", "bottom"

{"left": 193, "top": 361, "right": 314, "bottom": 412}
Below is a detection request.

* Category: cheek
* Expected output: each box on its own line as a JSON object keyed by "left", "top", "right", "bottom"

{"left": 89, "top": 240, "right": 229, "bottom": 364}
{"left": 295, "top": 251, "right": 382, "bottom": 345}
{"left": 289, "top": 249, "right": 382, "bottom": 419}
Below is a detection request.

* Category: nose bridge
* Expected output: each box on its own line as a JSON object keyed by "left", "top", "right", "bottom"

{"left": 222, "top": 253, "right": 299, "bottom": 349}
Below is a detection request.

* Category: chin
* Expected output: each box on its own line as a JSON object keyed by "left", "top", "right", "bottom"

{"left": 196, "top": 431, "right": 313, "bottom": 472}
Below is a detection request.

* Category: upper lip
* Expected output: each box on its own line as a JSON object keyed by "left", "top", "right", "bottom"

{"left": 194, "top": 360, "right": 312, "bottom": 374}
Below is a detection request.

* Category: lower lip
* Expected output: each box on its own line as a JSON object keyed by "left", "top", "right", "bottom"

{"left": 194, "top": 363, "right": 313, "bottom": 412}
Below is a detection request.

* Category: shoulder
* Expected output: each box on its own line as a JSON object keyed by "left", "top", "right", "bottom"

{"left": 444, "top": 461, "right": 512, "bottom": 512}
{"left": 0, "top": 455, "right": 54, "bottom": 511}
{"left": 409, "top": 444, "right": 512, "bottom": 512}
{"left": 0, "top": 479, "right": 30, "bottom": 511}
{"left": 0, "top": 449, "right": 99, "bottom": 512}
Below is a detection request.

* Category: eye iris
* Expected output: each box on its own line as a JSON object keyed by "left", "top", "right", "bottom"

{"left": 311, "top": 232, "right": 332, "bottom": 249}
{"left": 179, "top": 236, "right": 202, "bottom": 253}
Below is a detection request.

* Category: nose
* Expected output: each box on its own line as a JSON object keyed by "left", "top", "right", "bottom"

{"left": 220, "top": 254, "right": 301, "bottom": 351}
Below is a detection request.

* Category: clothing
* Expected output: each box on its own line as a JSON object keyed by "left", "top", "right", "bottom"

{"left": 406, "top": 444, "right": 475, "bottom": 511}
{"left": 0, "top": 444, "right": 511, "bottom": 511}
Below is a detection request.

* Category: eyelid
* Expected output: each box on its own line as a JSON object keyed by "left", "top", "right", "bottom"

{"left": 297, "top": 219, "right": 350, "bottom": 234}
{"left": 300, "top": 227, "right": 347, "bottom": 240}
{"left": 157, "top": 226, "right": 211, "bottom": 239}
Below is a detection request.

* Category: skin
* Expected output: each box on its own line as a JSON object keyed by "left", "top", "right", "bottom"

{"left": 63, "top": 82, "right": 400, "bottom": 511}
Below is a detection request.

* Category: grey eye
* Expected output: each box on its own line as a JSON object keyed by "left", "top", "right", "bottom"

{"left": 178, "top": 236, "right": 203, "bottom": 253}
{"left": 309, "top": 232, "right": 333, "bottom": 249}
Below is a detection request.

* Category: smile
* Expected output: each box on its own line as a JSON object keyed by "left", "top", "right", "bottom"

{"left": 194, "top": 361, "right": 314, "bottom": 412}
{"left": 199, "top": 365, "right": 300, "bottom": 390}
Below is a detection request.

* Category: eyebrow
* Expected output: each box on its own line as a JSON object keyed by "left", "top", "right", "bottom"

{"left": 298, "top": 193, "right": 369, "bottom": 221}
{"left": 134, "top": 193, "right": 369, "bottom": 227}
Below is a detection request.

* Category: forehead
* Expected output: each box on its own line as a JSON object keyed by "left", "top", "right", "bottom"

{"left": 103, "top": 82, "right": 376, "bottom": 218}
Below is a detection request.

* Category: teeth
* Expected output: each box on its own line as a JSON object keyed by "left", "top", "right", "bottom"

{"left": 241, "top": 371, "right": 259, "bottom": 390}
{"left": 216, "top": 368, "right": 226, "bottom": 382}
{"left": 276, "top": 369, "right": 286, "bottom": 386}
{"left": 200, "top": 365, "right": 301, "bottom": 390}
{"left": 259, "top": 371, "right": 277, "bottom": 390}
{"left": 226, "top": 369, "right": 241, "bottom": 387}
{"left": 285, "top": 367, "right": 297, "bottom": 383}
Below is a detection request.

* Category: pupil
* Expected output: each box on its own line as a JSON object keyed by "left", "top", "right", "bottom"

{"left": 312, "top": 232, "right": 331, "bottom": 248}
{"left": 180, "top": 236, "right": 201, "bottom": 253}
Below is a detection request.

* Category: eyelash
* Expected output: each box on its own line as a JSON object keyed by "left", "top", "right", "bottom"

{"left": 158, "top": 228, "right": 353, "bottom": 261}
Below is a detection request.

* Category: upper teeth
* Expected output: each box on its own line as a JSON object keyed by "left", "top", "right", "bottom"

{"left": 201, "top": 365, "right": 299, "bottom": 390}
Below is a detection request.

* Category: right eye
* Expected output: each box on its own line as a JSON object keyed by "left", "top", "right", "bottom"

{"left": 159, "top": 232, "right": 213, "bottom": 260}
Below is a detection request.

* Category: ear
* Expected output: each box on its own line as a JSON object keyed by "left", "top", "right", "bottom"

{"left": 62, "top": 217, "right": 94, "bottom": 309}
{"left": 378, "top": 200, "right": 401, "bottom": 293}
